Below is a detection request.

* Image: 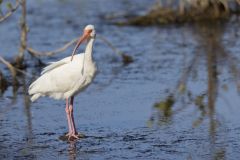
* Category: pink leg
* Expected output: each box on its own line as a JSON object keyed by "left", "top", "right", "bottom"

{"left": 65, "top": 98, "right": 72, "bottom": 135}
{"left": 69, "top": 96, "right": 78, "bottom": 135}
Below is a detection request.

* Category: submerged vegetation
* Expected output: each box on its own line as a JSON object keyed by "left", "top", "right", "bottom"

{"left": 104, "top": 0, "right": 240, "bottom": 135}
{"left": 149, "top": 21, "right": 240, "bottom": 130}
{"left": 112, "top": 0, "right": 240, "bottom": 25}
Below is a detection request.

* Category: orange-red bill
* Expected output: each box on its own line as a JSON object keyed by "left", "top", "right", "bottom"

{"left": 71, "top": 30, "right": 92, "bottom": 61}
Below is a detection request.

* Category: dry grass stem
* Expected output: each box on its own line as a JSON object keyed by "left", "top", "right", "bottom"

{"left": 0, "top": 0, "right": 20, "bottom": 23}
{"left": 0, "top": 56, "right": 30, "bottom": 77}
{"left": 27, "top": 38, "right": 78, "bottom": 57}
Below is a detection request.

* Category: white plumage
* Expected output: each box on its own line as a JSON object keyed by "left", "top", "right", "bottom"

{"left": 29, "top": 54, "right": 97, "bottom": 101}
{"left": 28, "top": 24, "right": 97, "bottom": 140}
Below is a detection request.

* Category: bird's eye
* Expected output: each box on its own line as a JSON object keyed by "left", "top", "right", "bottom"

{"left": 88, "top": 29, "right": 93, "bottom": 33}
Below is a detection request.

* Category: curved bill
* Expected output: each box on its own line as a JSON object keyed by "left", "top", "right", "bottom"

{"left": 71, "top": 30, "right": 91, "bottom": 61}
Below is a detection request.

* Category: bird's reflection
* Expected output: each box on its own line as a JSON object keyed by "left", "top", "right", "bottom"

{"left": 68, "top": 141, "right": 77, "bottom": 160}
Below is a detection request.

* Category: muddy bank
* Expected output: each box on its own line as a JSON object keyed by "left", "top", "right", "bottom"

{"left": 110, "top": 0, "right": 240, "bottom": 26}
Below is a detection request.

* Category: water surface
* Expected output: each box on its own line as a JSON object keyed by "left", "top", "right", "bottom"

{"left": 0, "top": 0, "right": 240, "bottom": 159}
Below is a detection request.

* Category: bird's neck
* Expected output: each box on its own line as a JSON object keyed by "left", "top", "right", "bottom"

{"left": 84, "top": 38, "right": 95, "bottom": 63}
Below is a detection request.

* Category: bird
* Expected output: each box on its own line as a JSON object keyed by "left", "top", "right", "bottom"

{"left": 28, "top": 24, "right": 97, "bottom": 140}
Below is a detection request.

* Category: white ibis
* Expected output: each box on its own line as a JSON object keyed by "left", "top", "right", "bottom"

{"left": 28, "top": 24, "right": 97, "bottom": 140}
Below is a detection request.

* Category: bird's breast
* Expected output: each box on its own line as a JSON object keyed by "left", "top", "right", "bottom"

{"left": 68, "top": 66, "right": 96, "bottom": 97}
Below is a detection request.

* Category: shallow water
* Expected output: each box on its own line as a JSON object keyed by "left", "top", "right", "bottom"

{"left": 1, "top": 0, "right": 240, "bottom": 159}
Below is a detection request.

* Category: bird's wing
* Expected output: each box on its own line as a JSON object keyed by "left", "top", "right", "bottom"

{"left": 29, "top": 54, "right": 85, "bottom": 95}
{"left": 41, "top": 56, "right": 71, "bottom": 75}
{"left": 41, "top": 54, "right": 84, "bottom": 75}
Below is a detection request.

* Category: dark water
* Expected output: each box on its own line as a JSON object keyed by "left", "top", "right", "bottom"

{"left": 1, "top": 0, "right": 240, "bottom": 159}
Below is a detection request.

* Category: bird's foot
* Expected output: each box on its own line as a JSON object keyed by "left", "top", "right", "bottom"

{"left": 68, "top": 134, "right": 80, "bottom": 141}
{"left": 66, "top": 132, "right": 85, "bottom": 141}
{"left": 65, "top": 132, "right": 79, "bottom": 141}
{"left": 59, "top": 132, "right": 85, "bottom": 141}
{"left": 65, "top": 132, "right": 71, "bottom": 137}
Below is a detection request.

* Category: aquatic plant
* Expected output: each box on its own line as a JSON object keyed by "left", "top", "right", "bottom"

{"left": 112, "top": 0, "right": 240, "bottom": 25}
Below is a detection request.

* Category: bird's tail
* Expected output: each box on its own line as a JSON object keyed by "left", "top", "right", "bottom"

{"left": 30, "top": 93, "right": 41, "bottom": 102}
{"left": 28, "top": 79, "right": 41, "bottom": 102}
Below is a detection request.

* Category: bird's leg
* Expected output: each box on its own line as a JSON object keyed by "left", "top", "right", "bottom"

{"left": 65, "top": 98, "right": 73, "bottom": 136}
{"left": 69, "top": 96, "right": 79, "bottom": 139}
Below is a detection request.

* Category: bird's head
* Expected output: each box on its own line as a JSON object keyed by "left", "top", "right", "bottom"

{"left": 84, "top": 24, "right": 96, "bottom": 38}
{"left": 71, "top": 24, "right": 96, "bottom": 60}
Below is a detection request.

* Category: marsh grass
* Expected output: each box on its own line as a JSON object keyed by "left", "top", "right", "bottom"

{"left": 114, "top": 0, "right": 240, "bottom": 26}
